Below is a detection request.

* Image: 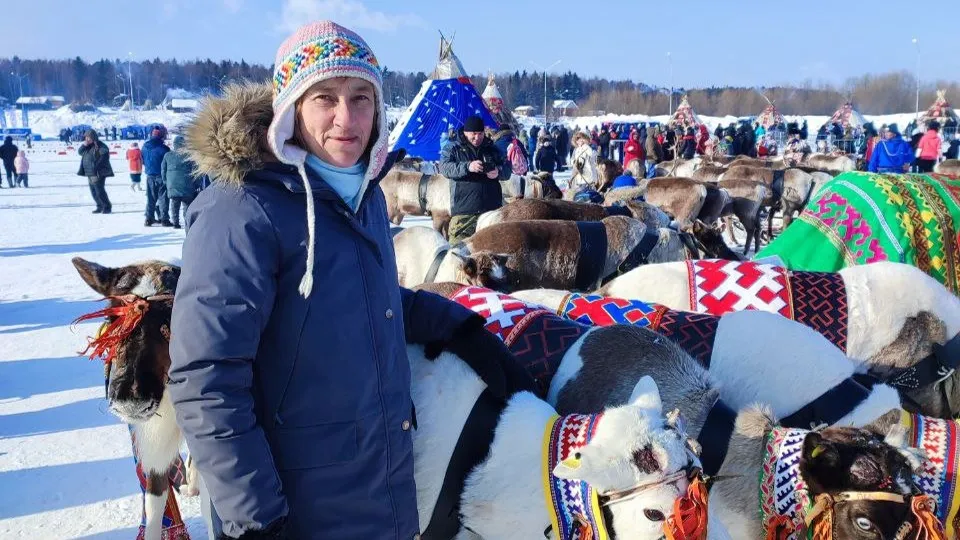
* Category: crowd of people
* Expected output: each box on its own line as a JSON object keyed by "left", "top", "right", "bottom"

{"left": 74, "top": 126, "right": 206, "bottom": 227}
{"left": 863, "top": 120, "right": 960, "bottom": 173}
{"left": 58, "top": 124, "right": 168, "bottom": 143}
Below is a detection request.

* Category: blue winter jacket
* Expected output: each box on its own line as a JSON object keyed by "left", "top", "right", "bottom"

{"left": 868, "top": 136, "right": 914, "bottom": 173}
{"left": 168, "top": 85, "right": 474, "bottom": 539}
{"left": 141, "top": 136, "right": 170, "bottom": 176}
{"left": 493, "top": 132, "right": 513, "bottom": 157}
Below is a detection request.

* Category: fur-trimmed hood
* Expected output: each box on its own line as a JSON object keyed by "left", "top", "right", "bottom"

{"left": 183, "top": 82, "right": 277, "bottom": 187}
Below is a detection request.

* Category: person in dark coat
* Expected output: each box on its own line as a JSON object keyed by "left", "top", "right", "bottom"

{"left": 946, "top": 135, "right": 960, "bottom": 160}
{"left": 534, "top": 134, "right": 558, "bottom": 174}
{"left": 142, "top": 128, "right": 172, "bottom": 226}
{"left": 555, "top": 125, "right": 569, "bottom": 170}
{"left": 439, "top": 115, "right": 512, "bottom": 244}
{"left": 800, "top": 120, "right": 809, "bottom": 141}
{"left": 168, "top": 21, "right": 533, "bottom": 540}
{"left": 663, "top": 129, "right": 677, "bottom": 160}
{"left": 681, "top": 127, "right": 697, "bottom": 160}
{"left": 528, "top": 125, "right": 541, "bottom": 157}
{"left": 0, "top": 136, "right": 19, "bottom": 188}
{"left": 161, "top": 135, "right": 200, "bottom": 230}
{"left": 76, "top": 129, "right": 114, "bottom": 213}
{"left": 597, "top": 126, "right": 611, "bottom": 159}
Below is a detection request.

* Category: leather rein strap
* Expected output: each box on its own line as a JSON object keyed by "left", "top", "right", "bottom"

{"left": 421, "top": 388, "right": 504, "bottom": 539}
{"left": 423, "top": 248, "right": 450, "bottom": 284}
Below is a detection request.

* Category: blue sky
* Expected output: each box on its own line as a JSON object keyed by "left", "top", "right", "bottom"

{"left": 8, "top": 0, "right": 959, "bottom": 88}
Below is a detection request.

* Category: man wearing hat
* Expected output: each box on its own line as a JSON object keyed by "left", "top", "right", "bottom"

{"left": 868, "top": 123, "right": 913, "bottom": 173}
{"left": 142, "top": 127, "right": 172, "bottom": 226}
{"left": 439, "top": 115, "right": 511, "bottom": 244}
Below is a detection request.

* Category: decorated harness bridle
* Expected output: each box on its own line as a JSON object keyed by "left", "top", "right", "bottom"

{"left": 73, "top": 293, "right": 175, "bottom": 397}
{"left": 543, "top": 411, "right": 710, "bottom": 540}
{"left": 760, "top": 427, "right": 946, "bottom": 540}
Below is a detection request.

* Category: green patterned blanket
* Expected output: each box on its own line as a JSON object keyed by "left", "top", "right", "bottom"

{"left": 756, "top": 172, "right": 960, "bottom": 293}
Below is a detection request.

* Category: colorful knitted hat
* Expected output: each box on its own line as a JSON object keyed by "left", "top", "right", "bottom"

{"left": 266, "top": 20, "right": 390, "bottom": 297}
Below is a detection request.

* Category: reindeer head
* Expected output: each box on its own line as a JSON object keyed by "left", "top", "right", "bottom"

{"left": 553, "top": 377, "right": 707, "bottom": 540}
{"left": 453, "top": 251, "right": 515, "bottom": 292}
{"left": 799, "top": 426, "right": 934, "bottom": 540}
{"left": 72, "top": 257, "right": 180, "bottom": 424}
{"left": 690, "top": 220, "right": 744, "bottom": 261}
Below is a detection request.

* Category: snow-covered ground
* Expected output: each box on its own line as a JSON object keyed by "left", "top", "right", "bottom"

{"left": 0, "top": 144, "right": 434, "bottom": 538}
{"left": 0, "top": 146, "right": 200, "bottom": 539}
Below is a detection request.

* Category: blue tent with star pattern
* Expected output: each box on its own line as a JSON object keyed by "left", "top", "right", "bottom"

{"left": 388, "top": 38, "right": 498, "bottom": 161}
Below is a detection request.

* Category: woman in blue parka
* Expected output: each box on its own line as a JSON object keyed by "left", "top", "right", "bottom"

{"left": 168, "top": 20, "right": 531, "bottom": 540}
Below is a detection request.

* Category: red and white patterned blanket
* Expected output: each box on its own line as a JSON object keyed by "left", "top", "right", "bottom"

{"left": 686, "top": 259, "right": 792, "bottom": 317}
{"left": 685, "top": 260, "right": 849, "bottom": 352}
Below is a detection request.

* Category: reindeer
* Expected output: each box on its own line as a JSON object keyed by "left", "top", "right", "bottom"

{"left": 394, "top": 218, "right": 689, "bottom": 292}
{"left": 71, "top": 257, "right": 198, "bottom": 540}
{"left": 935, "top": 159, "right": 960, "bottom": 175}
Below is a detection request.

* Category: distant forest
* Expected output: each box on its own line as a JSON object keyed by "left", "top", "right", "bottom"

{"left": 0, "top": 56, "right": 957, "bottom": 116}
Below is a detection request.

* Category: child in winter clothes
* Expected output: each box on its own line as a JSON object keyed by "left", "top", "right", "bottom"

{"left": 915, "top": 121, "right": 943, "bottom": 173}
{"left": 126, "top": 142, "right": 143, "bottom": 191}
{"left": 13, "top": 150, "right": 28, "bottom": 187}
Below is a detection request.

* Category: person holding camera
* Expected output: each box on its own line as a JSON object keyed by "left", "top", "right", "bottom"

{"left": 439, "top": 115, "right": 511, "bottom": 244}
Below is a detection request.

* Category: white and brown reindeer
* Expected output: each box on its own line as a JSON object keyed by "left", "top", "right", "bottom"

{"left": 393, "top": 218, "right": 689, "bottom": 292}
{"left": 412, "top": 353, "right": 720, "bottom": 540}
{"left": 71, "top": 257, "right": 199, "bottom": 540}
{"left": 381, "top": 167, "right": 562, "bottom": 237}
{"left": 600, "top": 259, "right": 960, "bottom": 420}
{"left": 474, "top": 197, "right": 742, "bottom": 261}
{"left": 935, "top": 159, "right": 960, "bottom": 175}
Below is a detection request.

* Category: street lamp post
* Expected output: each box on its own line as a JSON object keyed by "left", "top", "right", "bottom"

{"left": 530, "top": 59, "right": 561, "bottom": 126}
{"left": 912, "top": 38, "right": 920, "bottom": 124}
{"left": 127, "top": 52, "right": 134, "bottom": 106}
{"left": 10, "top": 72, "right": 26, "bottom": 97}
{"left": 667, "top": 52, "right": 673, "bottom": 116}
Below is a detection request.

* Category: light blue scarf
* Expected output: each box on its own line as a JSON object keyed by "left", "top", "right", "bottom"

{"left": 305, "top": 154, "right": 365, "bottom": 211}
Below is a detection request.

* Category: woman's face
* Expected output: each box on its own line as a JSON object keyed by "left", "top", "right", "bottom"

{"left": 296, "top": 77, "right": 376, "bottom": 168}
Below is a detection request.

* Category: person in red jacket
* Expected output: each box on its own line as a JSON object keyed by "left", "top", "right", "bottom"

{"left": 696, "top": 123, "right": 709, "bottom": 155}
{"left": 126, "top": 142, "right": 144, "bottom": 191}
{"left": 622, "top": 129, "right": 645, "bottom": 168}
{"left": 862, "top": 125, "right": 879, "bottom": 170}
{"left": 915, "top": 121, "right": 943, "bottom": 173}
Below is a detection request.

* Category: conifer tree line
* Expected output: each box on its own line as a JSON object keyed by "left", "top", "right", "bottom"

{"left": 1, "top": 56, "right": 956, "bottom": 116}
